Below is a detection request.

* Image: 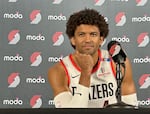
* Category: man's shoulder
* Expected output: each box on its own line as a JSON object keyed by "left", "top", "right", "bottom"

{"left": 48, "top": 62, "right": 64, "bottom": 75}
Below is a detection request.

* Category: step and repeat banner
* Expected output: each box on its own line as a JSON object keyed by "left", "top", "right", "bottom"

{"left": 0, "top": 0, "right": 150, "bottom": 108}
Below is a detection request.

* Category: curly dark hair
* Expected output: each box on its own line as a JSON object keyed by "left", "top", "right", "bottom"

{"left": 66, "top": 8, "right": 109, "bottom": 41}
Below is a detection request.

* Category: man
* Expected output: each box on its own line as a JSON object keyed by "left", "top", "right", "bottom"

{"left": 48, "top": 8, "right": 138, "bottom": 108}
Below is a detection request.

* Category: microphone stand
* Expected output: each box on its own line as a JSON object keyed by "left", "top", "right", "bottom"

{"left": 106, "top": 59, "right": 136, "bottom": 108}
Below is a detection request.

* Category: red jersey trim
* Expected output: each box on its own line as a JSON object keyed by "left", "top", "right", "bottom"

{"left": 69, "top": 55, "right": 81, "bottom": 71}
{"left": 92, "top": 49, "right": 101, "bottom": 73}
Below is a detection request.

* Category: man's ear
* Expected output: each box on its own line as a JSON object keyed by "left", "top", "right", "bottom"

{"left": 100, "top": 36, "right": 104, "bottom": 41}
{"left": 99, "top": 36, "right": 105, "bottom": 47}
{"left": 99, "top": 36, "right": 104, "bottom": 44}
{"left": 70, "top": 37, "right": 75, "bottom": 46}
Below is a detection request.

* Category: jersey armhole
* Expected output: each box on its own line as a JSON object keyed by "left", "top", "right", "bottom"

{"left": 60, "top": 60, "right": 70, "bottom": 86}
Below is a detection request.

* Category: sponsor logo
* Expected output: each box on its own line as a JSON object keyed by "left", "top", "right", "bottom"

{"left": 8, "top": 72, "right": 20, "bottom": 88}
{"left": 115, "top": 12, "right": 126, "bottom": 26}
{"left": 139, "top": 74, "right": 150, "bottom": 89}
{"left": 138, "top": 99, "right": 150, "bottom": 106}
{"left": 26, "top": 34, "right": 45, "bottom": 41}
{"left": 132, "top": 15, "right": 150, "bottom": 22}
{"left": 3, "top": 97, "right": 23, "bottom": 105}
{"left": 94, "top": 0, "right": 105, "bottom": 6}
{"left": 52, "top": 0, "right": 63, "bottom": 4}
{"left": 48, "top": 55, "right": 63, "bottom": 62}
{"left": 71, "top": 74, "right": 80, "bottom": 78}
{"left": 133, "top": 56, "right": 150, "bottom": 63}
{"left": 8, "top": 30, "right": 20, "bottom": 44}
{"left": 30, "top": 95, "right": 42, "bottom": 108}
{"left": 26, "top": 76, "right": 46, "bottom": 84}
{"left": 48, "top": 100, "right": 55, "bottom": 105}
{"left": 30, "top": 10, "right": 42, "bottom": 24}
{"left": 30, "top": 52, "right": 42, "bottom": 66}
{"left": 97, "top": 72, "right": 111, "bottom": 77}
{"left": 52, "top": 32, "right": 64, "bottom": 46}
{"left": 4, "top": 12, "right": 23, "bottom": 19}
{"left": 8, "top": 0, "right": 18, "bottom": 2}
{"left": 4, "top": 54, "right": 23, "bottom": 62}
{"left": 48, "top": 14, "right": 66, "bottom": 21}
{"left": 112, "top": 35, "right": 130, "bottom": 42}
{"left": 137, "top": 32, "right": 149, "bottom": 47}
{"left": 136, "top": 0, "right": 148, "bottom": 6}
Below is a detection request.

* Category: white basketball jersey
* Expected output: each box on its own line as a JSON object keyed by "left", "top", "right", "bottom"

{"left": 60, "top": 49, "right": 118, "bottom": 108}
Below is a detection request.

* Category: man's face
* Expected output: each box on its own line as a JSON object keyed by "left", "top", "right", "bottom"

{"left": 71, "top": 24, "right": 104, "bottom": 55}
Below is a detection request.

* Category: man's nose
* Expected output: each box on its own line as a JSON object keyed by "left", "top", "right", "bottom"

{"left": 85, "top": 34, "right": 91, "bottom": 41}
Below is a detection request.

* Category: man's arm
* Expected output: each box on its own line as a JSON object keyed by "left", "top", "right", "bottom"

{"left": 120, "top": 58, "right": 138, "bottom": 106}
{"left": 121, "top": 57, "right": 136, "bottom": 95}
{"left": 48, "top": 62, "right": 90, "bottom": 108}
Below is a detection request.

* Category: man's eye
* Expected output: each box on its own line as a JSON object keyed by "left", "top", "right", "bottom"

{"left": 91, "top": 33, "right": 97, "bottom": 37}
{"left": 79, "top": 33, "right": 85, "bottom": 36}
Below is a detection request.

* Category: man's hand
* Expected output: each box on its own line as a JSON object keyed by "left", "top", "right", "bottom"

{"left": 74, "top": 50, "right": 94, "bottom": 76}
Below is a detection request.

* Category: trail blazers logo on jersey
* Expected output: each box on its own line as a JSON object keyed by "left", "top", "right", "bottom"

{"left": 71, "top": 83, "right": 114, "bottom": 100}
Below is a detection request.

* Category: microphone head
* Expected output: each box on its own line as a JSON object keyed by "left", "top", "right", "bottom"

{"left": 107, "top": 40, "right": 126, "bottom": 63}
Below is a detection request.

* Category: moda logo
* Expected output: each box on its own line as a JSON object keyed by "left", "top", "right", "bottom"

{"left": 26, "top": 76, "right": 46, "bottom": 84}
{"left": 139, "top": 74, "right": 150, "bottom": 89}
{"left": 26, "top": 34, "right": 45, "bottom": 41}
{"left": 48, "top": 100, "right": 55, "bottom": 105}
{"left": 48, "top": 55, "right": 63, "bottom": 62}
{"left": 52, "top": 32, "right": 64, "bottom": 46}
{"left": 4, "top": 12, "right": 23, "bottom": 19}
{"left": 30, "top": 95, "right": 42, "bottom": 108}
{"left": 133, "top": 56, "right": 150, "bottom": 63}
{"left": 48, "top": 14, "right": 66, "bottom": 21}
{"left": 138, "top": 99, "right": 150, "bottom": 106}
{"left": 4, "top": 54, "right": 23, "bottom": 62}
{"left": 132, "top": 15, "right": 150, "bottom": 22}
{"left": 112, "top": 35, "right": 130, "bottom": 42}
{"left": 8, "top": 72, "right": 20, "bottom": 88}
{"left": 30, "top": 10, "right": 42, "bottom": 24}
{"left": 136, "top": 0, "right": 148, "bottom": 6}
{"left": 8, "top": 0, "right": 18, "bottom": 2}
{"left": 8, "top": 30, "right": 20, "bottom": 44}
{"left": 30, "top": 52, "right": 42, "bottom": 66}
{"left": 52, "top": 0, "right": 63, "bottom": 4}
{"left": 3, "top": 97, "right": 23, "bottom": 105}
{"left": 137, "top": 32, "right": 149, "bottom": 47}
{"left": 115, "top": 12, "right": 126, "bottom": 26}
{"left": 94, "top": 0, "right": 105, "bottom": 6}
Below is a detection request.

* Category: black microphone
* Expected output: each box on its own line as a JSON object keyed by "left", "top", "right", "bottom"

{"left": 107, "top": 40, "right": 127, "bottom": 64}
